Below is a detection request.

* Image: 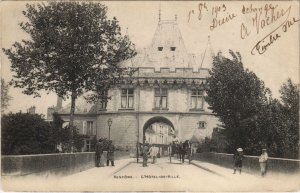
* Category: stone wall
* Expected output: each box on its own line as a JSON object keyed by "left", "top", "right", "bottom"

{"left": 96, "top": 114, "right": 138, "bottom": 152}
{"left": 193, "top": 152, "right": 300, "bottom": 174}
{"left": 2, "top": 151, "right": 130, "bottom": 176}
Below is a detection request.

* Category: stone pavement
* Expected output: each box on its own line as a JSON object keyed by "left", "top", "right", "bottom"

{"left": 2, "top": 157, "right": 300, "bottom": 192}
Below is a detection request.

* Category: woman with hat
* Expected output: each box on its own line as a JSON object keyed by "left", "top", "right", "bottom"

{"left": 233, "top": 148, "right": 244, "bottom": 174}
{"left": 259, "top": 148, "right": 268, "bottom": 177}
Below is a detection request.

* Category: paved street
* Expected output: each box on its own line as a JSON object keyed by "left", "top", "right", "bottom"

{"left": 2, "top": 157, "right": 300, "bottom": 192}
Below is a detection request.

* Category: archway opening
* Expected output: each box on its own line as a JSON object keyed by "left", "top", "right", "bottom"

{"left": 142, "top": 116, "right": 178, "bottom": 157}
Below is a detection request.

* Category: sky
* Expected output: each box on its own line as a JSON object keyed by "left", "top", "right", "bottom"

{"left": 1, "top": 1, "right": 299, "bottom": 115}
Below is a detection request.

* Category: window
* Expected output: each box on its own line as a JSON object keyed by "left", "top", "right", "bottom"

{"left": 121, "top": 88, "right": 134, "bottom": 109}
{"left": 170, "top": 47, "right": 176, "bottom": 51}
{"left": 154, "top": 88, "right": 168, "bottom": 109}
{"left": 98, "top": 90, "right": 108, "bottom": 110}
{"left": 86, "top": 121, "right": 94, "bottom": 135}
{"left": 86, "top": 140, "right": 92, "bottom": 152}
{"left": 158, "top": 47, "right": 163, "bottom": 51}
{"left": 191, "top": 89, "right": 204, "bottom": 110}
{"left": 99, "top": 100, "right": 107, "bottom": 109}
{"left": 198, "top": 121, "right": 207, "bottom": 129}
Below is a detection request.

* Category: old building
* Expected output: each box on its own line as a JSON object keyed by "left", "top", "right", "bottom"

{"left": 49, "top": 16, "right": 220, "bottom": 153}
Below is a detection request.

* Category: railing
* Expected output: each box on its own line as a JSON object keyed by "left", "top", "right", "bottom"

{"left": 193, "top": 152, "right": 300, "bottom": 174}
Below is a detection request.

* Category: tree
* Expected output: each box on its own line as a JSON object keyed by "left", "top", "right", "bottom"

{"left": 2, "top": 2, "right": 136, "bottom": 150}
{"left": 48, "top": 112, "right": 64, "bottom": 151}
{"left": 59, "top": 125, "right": 85, "bottom": 152}
{"left": 1, "top": 112, "right": 54, "bottom": 155}
{"left": 278, "top": 79, "right": 299, "bottom": 158}
{"left": 205, "top": 50, "right": 269, "bottom": 154}
{"left": 49, "top": 113, "right": 85, "bottom": 152}
{"left": 1, "top": 78, "right": 12, "bottom": 112}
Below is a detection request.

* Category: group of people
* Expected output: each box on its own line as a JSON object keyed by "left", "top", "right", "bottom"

{"left": 95, "top": 139, "right": 115, "bottom": 167}
{"left": 142, "top": 143, "right": 160, "bottom": 167}
{"left": 233, "top": 147, "right": 268, "bottom": 177}
{"left": 168, "top": 140, "right": 192, "bottom": 163}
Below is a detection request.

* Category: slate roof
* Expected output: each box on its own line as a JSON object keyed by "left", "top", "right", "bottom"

{"left": 57, "top": 96, "right": 97, "bottom": 115}
{"left": 122, "top": 19, "right": 214, "bottom": 70}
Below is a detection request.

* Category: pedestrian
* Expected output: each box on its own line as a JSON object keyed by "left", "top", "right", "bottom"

{"left": 233, "top": 148, "right": 244, "bottom": 174}
{"left": 107, "top": 140, "right": 115, "bottom": 166}
{"left": 143, "top": 142, "right": 150, "bottom": 167}
{"left": 151, "top": 146, "right": 159, "bottom": 164}
{"left": 95, "top": 139, "right": 103, "bottom": 167}
{"left": 148, "top": 145, "right": 154, "bottom": 164}
{"left": 168, "top": 143, "right": 172, "bottom": 163}
{"left": 259, "top": 148, "right": 268, "bottom": 177}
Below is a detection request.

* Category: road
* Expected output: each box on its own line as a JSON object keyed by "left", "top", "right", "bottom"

{"left": 2, "top": 157, "right": 300, "bottom": 191}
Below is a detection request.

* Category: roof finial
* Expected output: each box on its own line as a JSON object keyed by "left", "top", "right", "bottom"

{"left": 159, "top": 8, "right": 161, "bottom": 22}
{"left": 207, "top": 35, "right": 215, "bottom": 57}
{"left": 159, "top": 1, "right": 161, "bottom": 22}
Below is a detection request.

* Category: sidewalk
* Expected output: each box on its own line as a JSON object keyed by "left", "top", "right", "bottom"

{"left": 191, "top": 159, "right": 300, "bottom": 191}
{"left": 1, "top": 158, "right": 135, "bottom": 192}
{"left": 63, "top": 157, "right": 135, "bottom": 180}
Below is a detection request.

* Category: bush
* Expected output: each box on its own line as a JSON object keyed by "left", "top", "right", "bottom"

{"left": 1, "top": 112, "right": 54, "bottom": 155}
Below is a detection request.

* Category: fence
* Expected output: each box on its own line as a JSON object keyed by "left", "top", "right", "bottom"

{"left": 2, "top": 151, "right": 130, "bottom": 176}
{"left": 193, "top": 152, "right": 300, "bottom": 175}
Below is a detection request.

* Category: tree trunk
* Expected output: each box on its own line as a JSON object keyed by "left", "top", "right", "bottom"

{"left": 69, "top": 92, "right": 76, "bottom": 152}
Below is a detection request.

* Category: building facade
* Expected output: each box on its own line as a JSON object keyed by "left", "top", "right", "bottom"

{"left": 50, "top": 17, "right": 220, "bottom": 153}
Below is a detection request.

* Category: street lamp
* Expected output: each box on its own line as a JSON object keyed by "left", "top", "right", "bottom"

{"left": 107, "top": 118, "right": 112, "bottom": 140}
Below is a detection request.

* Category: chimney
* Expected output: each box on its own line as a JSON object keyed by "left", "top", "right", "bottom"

{"left": 57, "top": 96, "right": 63, "bottom": 109}
{"left": 27, "top": 106, "right": 36, "bottom": 114}
{"left": 47, "top": 106, "right": 55, "bottom": 120}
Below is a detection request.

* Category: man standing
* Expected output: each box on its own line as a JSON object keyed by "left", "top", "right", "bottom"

{"left": 150, "top": 145, "right": 158, "bottom": 164}
{"left": 107, "top": 140, "right": 115, "bottom": 166}
{"left": 143, "top": 142, "right": 150, "bottom": 167}
{"left": 95, "top": 139, "right": 103, "bottom": 167}
{"left": 259, "top": 148, "right": 268, "bottom": 177}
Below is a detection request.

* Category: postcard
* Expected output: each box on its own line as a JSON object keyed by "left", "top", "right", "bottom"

{"left": 1, "top": 0, "right": 299, "bottom": 192}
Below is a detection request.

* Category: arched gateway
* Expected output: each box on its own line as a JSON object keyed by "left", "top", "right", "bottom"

{"left": 142, "top": 116, "right": 177, "bottom": 156}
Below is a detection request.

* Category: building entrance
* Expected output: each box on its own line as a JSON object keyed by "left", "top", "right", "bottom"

{"left": 142, "top": 116, "right": 177, "bottom": 156}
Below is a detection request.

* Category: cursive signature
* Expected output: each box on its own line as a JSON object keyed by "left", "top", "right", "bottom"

{"left": 251, "top": 13, "right": 299, "bottom": 55}
{"left": 252, "top": 5, "right": 290, "bottom": 35}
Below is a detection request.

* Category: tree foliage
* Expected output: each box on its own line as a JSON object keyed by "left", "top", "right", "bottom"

{"left": 2, "top": 2, "right": 136, "bottom": 148}
{"left": 206, "top": 51, "right": 299, "bottom": 158}
{"left": 1, "top": 78, "right": 12, "bottom": 112}
{"left": 1, "top": 112, "right": 86, "bottom": 155}
{"left": 278, "top": 79, "right": 299, "bottom": 158}
{"left": 3, "top": 2, "right": 135, "bottom": 98}
{"left": 49, "top": 112, "right": 85, "bottom": 152}
{"left": 1, "top": 112, "right": 53, "bottom": 155}
{"left": 206, "top": 50, "right": 269, "bottom": 154}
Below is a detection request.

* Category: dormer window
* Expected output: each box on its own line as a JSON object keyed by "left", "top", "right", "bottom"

{"left": 170, "top": 47, "right": 176, "bottom": 51}
{"left": 158, "top": 47, "right": 163, "bottom": 51}
{"left": 198, "top": 121, "right": 207, "bottom": 129}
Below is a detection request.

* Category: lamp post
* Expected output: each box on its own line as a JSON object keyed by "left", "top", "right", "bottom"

{"left": 107, "top": 118, "right": 112, "bottom": 140}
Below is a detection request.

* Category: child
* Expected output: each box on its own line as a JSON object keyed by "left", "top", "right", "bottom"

{"left": 259, "top": 149, "right": 268, "bottom": 177}
{"left": 233, "top": 148, "right": 244, "bottom": 174}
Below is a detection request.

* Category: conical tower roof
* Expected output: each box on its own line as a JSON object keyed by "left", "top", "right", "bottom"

{"left": 200, "top": 36, "right": 215, "bottom": 69}
{"left": 145, "top": 19, "right": 193, "bottom": 68}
